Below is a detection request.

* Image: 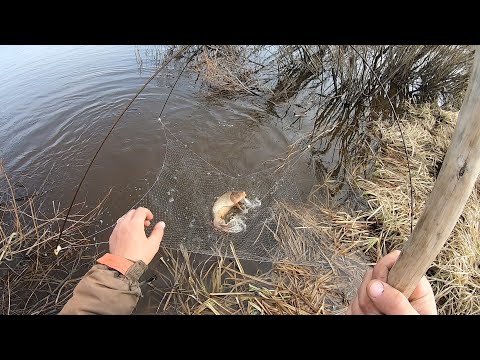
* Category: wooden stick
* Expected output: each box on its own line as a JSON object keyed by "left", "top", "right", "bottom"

{"left": 388, "top": 46, "right": 480, "bottom": 298}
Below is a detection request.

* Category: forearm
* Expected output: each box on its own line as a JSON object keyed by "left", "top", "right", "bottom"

{"left": 59, "top": 262, "right": 146, "bottom": 315}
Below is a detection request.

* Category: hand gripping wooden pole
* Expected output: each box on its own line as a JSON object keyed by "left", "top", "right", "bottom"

{"left": 388, "top": 46, "right": 480, "bottom": 298}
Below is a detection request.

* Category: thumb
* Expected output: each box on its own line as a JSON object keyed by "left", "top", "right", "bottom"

{"left": 367, "top": 280, "right": 419, "bottom": 315}
{"left": 148, "top": 221, "right": 165, "bottom": 247}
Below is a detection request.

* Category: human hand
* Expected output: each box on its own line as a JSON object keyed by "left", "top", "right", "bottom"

{"left": 109, "top": 207, "right": 165, "bottom": 265}
{"left": 347, "top": 250, "right": 437, "bottom": 315}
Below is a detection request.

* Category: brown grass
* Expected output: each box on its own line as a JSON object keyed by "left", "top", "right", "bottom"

{"left": 143, "top": 242, "right": 362, "bottom": 315}
{"left": 191, "top": 46, "right": 258, "bottom": 97}
{"left": 137, "top": 200, "right": 373, "bottom": 315}
{"left": 342, "top": 102, "right": 480, "bottom": 314}
{"left": 0, "top": 164, "right": 109, "bottom": 314}
{"left": 138, "top": 102, "right": 480, "bottom": 315}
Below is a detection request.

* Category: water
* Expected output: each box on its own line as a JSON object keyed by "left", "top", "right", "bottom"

{"left": 0, "top": 45, "right": 312, "bottom": 223}
{"left": 0, "top": 45, "right": 315, "bottom": 313}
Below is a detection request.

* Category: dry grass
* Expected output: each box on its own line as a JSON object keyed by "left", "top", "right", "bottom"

{"left": 143, "top": 243, "right": 362, "bottom": 315}
{"left": 137, "top": 201, "right": 371, "bottom": 315}
{"left": 190, "top": 46, "right": 259, "bottom": 97}
{"left": 0, "top": 164, "right": 109, "bottom": 314}
{"left": 139, "top": 102, "right": 480, "bottom": 315}
{"left": 344, "top": 103, "right": 480, "bottom": 314}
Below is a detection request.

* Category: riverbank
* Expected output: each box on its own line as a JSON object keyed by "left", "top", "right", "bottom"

{"left": 136, "top": 102, "right": 480, "bottom": 315}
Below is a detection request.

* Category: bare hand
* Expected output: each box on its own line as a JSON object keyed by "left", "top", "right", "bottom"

{"left": 109, "top": 207, "right": 165, "bottom": 265}
{"left": 347, "top": 250, "right": 437, "bottom": 315}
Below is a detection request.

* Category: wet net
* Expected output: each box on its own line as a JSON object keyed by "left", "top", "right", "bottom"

{"left": 135, "top": 121, "right": 367, "bottom": 296}
{"left": 140, "top": 124, "right": 304, "bottom": 263}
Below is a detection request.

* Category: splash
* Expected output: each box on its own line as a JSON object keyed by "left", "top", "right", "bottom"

{"left": 223, "top": 197, "right": 262, "bottom": 234}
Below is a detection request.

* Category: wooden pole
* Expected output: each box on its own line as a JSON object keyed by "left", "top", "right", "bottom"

{"left": 387, "top": 46, "right": 480, "bottom": 298}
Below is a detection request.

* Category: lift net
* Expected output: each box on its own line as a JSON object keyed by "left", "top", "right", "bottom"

{"left": 140, "top": 130, "right": 303, "bottom": 263}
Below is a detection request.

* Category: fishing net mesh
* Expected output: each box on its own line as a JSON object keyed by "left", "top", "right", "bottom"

{"left": 138, "top": 125, "right": 367, "bottom": 294}
{"left": 140, "top": 130, "right": 303, "bottom": 263}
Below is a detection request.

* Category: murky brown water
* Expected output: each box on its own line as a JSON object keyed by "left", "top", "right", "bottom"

{"left": 0, "top": 46, "right": 315, "bottom": 313}
{"left": 0, "top": 45, "right": 312, "bottom": 223}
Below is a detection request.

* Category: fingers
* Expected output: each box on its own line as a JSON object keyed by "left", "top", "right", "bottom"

{"left": 349, "top": 250, "right": 436, "bottom": 315}
{"left": 407, "top": 275, "right": 437, "bottom": 314}
{"left": 148, "top": 221, "right": 165, "bottom": 248}
{"left": 144, "top": 220, "right": 151, "bottom": 227}
{"left": 367, "top": 279, "right": 419, "bottom": 315}
{"left": 132, "top": 207, "right": 154, "bottom": 223}
{"left": 372, "top": 250, "right": 401, "bottom": 282}
{"left": 349, "top": 296, "right": 364, "bottom": 315}
{"left": 356, "top": 268, "right": 383, "bottom": 315}
{"left": 409, "top": 275, "right": 432, "bottom": 301}
{"left": 122, "top": 209, "right": 136, "bottom": 221}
